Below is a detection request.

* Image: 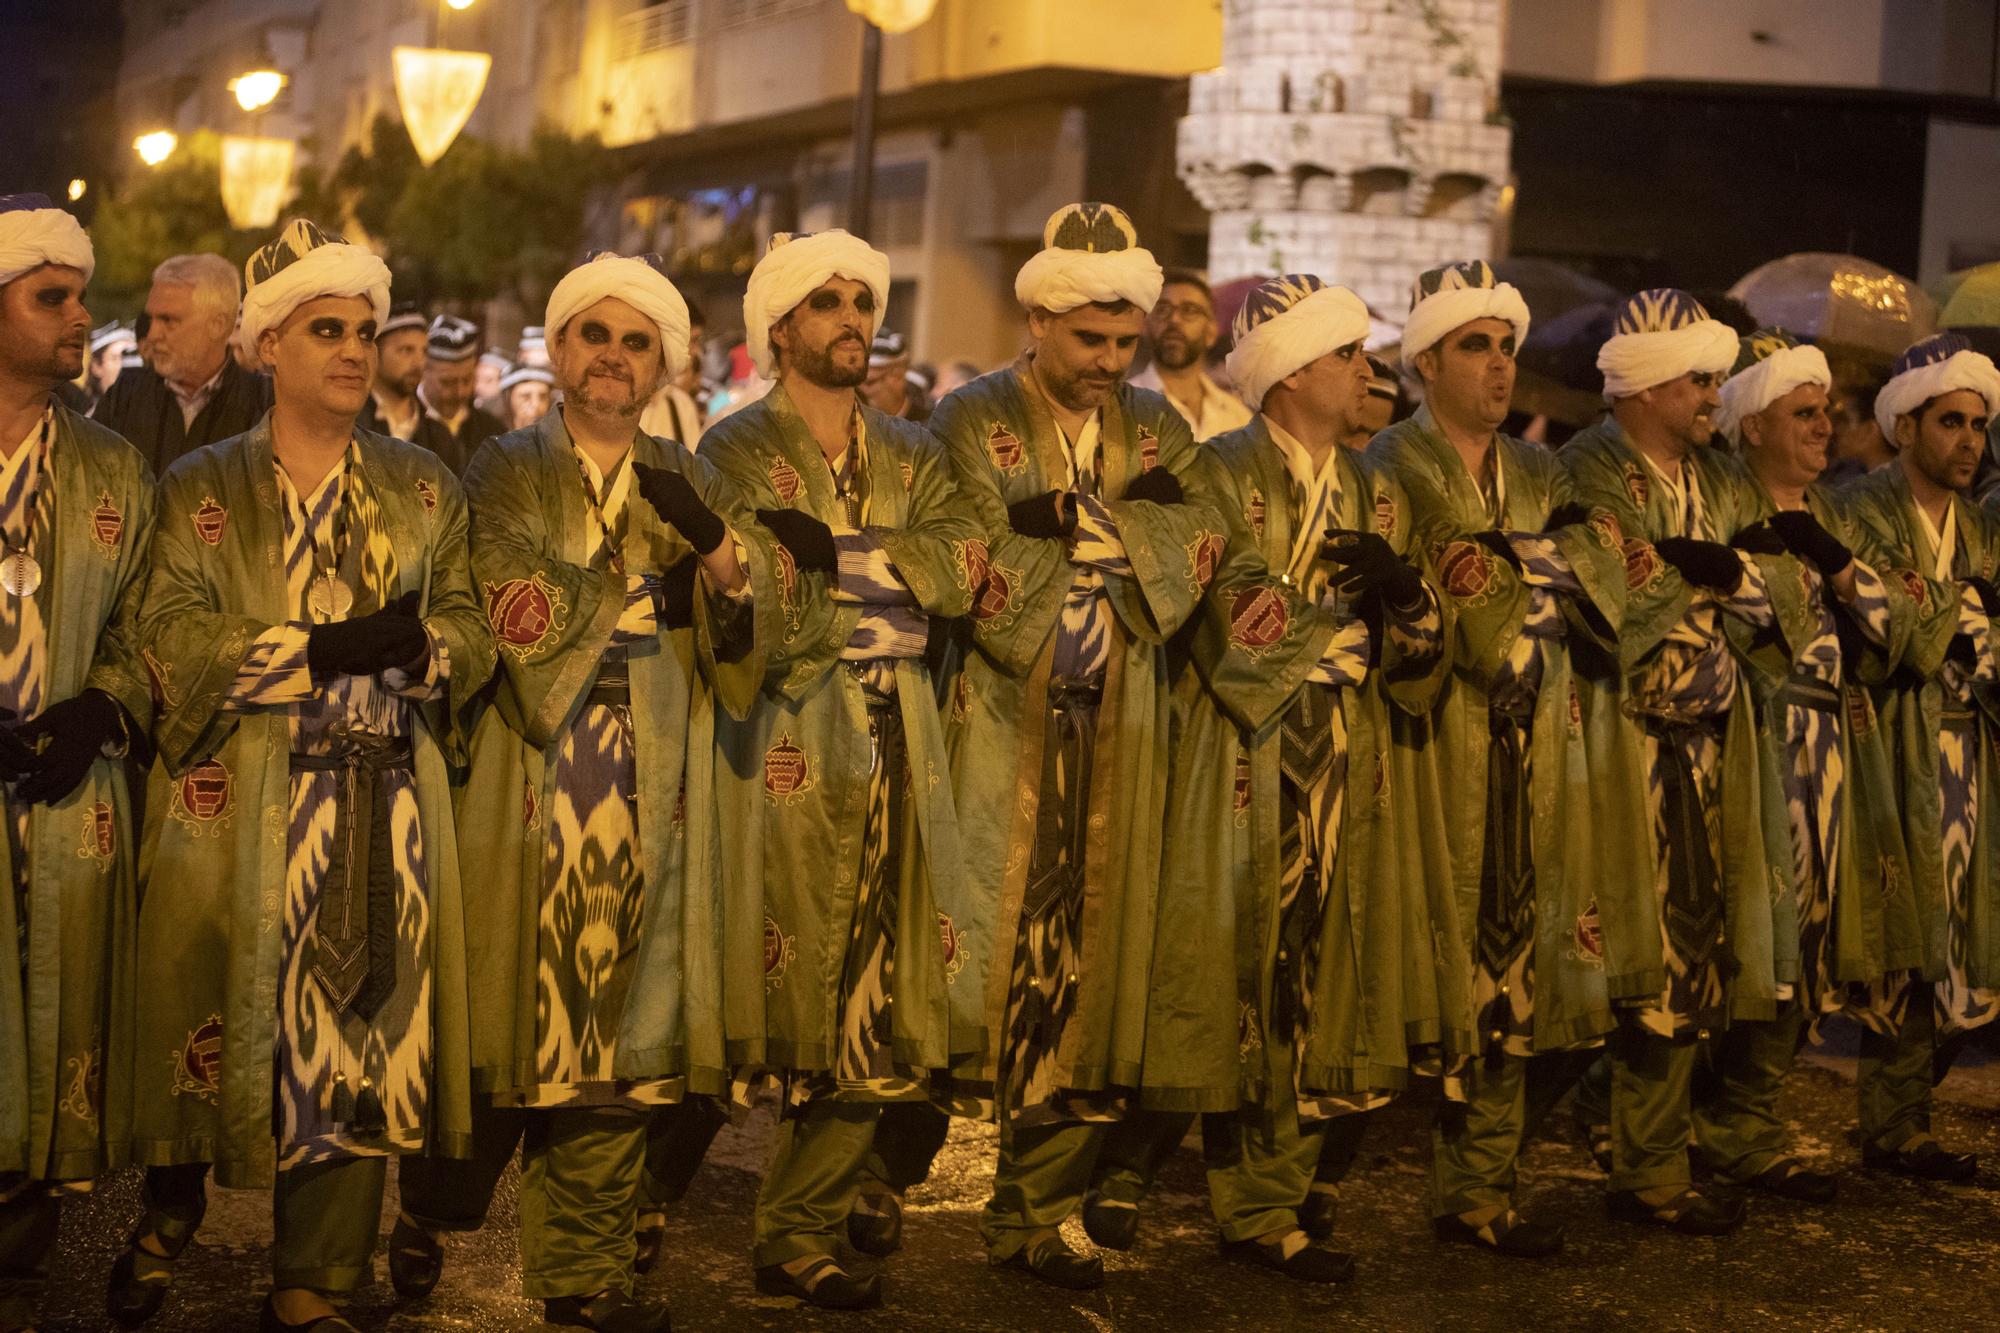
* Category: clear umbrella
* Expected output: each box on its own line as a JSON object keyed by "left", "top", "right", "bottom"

{"left": 1729, "top": 253, "right": 1935, "bottom": 363}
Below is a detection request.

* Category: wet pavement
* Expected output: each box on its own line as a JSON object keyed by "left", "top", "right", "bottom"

{"left": 29, "top": 1022, "right": 2000, "bottom": 1331}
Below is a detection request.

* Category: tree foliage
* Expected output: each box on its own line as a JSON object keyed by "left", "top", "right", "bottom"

{"left": 86, "top": 132, "right": 262, "bottom": 317}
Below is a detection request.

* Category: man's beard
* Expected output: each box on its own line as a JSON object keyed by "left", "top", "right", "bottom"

{"left": 1151, "top": 336, "right": 1200, "bottom": 372}
{"left": 568, "top": 370, "right": 647, "bottom": 419}
{"left": 795, "top": 336, "right": 867, "bottom": 390}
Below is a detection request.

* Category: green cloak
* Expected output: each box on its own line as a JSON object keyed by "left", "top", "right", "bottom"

{"left": 130, "top": 421, "right": 494, "bottom": 1187}
{"left": 0, "top": 405, "right": 155, "bottom": 1180}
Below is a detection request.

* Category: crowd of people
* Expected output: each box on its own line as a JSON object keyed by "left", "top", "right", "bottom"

{"left": 0, "top": 182, "right": 1996, "bottom": 1333}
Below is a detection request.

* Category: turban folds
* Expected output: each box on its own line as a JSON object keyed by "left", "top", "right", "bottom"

{"left": 1874, "top": 332, "right": 2000, "bottom": 440}
{"left": 1713, "top": 327, "right": 1830, "bottom": 444}
{"left": 1224, "top": 274, "right": 1371, "bottom": 411}
{"left": 1014, "top": 202, "right": 1162, "bottom": 315}
{"left": 742, "top": 229, "right": 889, "bottom": 378}
{"left": 0, "top": 193, "right": 93, "bottom": 286}
{"left": 546, "top": 253, "right": 692, "bottom": 381}
{"left": 239, "top": 219, "right": 391, "bottom": 346}
{"left": 1595, "top": 288, "right": 1737, "bottom": 401}
{"left": 1400, "top": 259, "right": 1530, "bottom": 369}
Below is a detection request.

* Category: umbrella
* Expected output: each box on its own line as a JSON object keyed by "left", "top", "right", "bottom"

{"left": 1492, "top": 257, "right": 1617, "bottom": 326}
{"left": 1515, "top": 299, "right": 1616, "bottom": 428}
{"left": 1728, "top": 253, "right": 1935, "bottom": 363}
{"left": 1940, "top": 263, "right": 2000, "bottom": 330}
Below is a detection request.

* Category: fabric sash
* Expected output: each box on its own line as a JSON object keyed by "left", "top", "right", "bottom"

{"left": 297, "top": 735, "right": 415, "bottom": 1021}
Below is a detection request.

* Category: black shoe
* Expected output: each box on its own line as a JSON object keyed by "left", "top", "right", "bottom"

{"left": 753, "top": 1257, "right": 883, "bottom": 1310}
{"left": 1606, "top": 1187, "right": 1746, "bottom": 1235}
{"left": 998, "top": 1234, "right": 1103, "bottom": 1291}
{"left": 256, "top": 1297, "right": 361, "bottom": 1332}
{"left": 387, "top": 1217, "right": 443, "bottom": 1301}
{"left": 1863, "top": 1139, "right": 1978, "bottom": 1183}
{"left": 1219, "top": 1234, "right": 1355, "bottom": 1285}
{"left": 1745, "top": 1159, "right": 1838, "bottom": 1203}
{"left": 846, "top": 1191, "right": 903, "bottom": 1258}
{"left": 544, "top": 1289, "right": 671, "bottom": 1332}
{"left": 1433, "top": 1210, "right": 1566, "bottom": 1257}
{"left": 106, "top": 1236, "right": 185, "bottom": 1328}
{"left": 1299, "top": 1187, "right": 1339, "bottom": 1241}
{"left": 633, "top": 1216, "right": 666, "bottom": 1276}
{"left": 1080, "top": 1193, "right": 1139, "bottom": 1251}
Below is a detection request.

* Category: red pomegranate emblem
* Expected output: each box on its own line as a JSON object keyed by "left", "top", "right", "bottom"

{"left": 1574, "top": 900, "right": 1604, "bottom": 961}
{"left": 987, "top": 422, "right": 1024, "bottom": 471}
{"left": 972, "top": 562, "right": 1013, "bottom": 622}
{"left": 764, "top": 736, "right": 809, "bottom": 797}
{"left": 938, "top": 913, "right": 961, "bottom": 965}
{"left": 192, "top": 497, "right": 227, "bottom": 546}
{"left": 1567, "top": 682, "right": 1583, "bottom": 735}
{"left": 1228, "top": 585, "right": 1288, "bottom": 649}
{"left": 1137, "top": 426, "right": 1159, "bottom": 472}
{"left": 1622, "top": 463, "right": 1649, "bottom": 508}
{"left": 769, "top": 456, "right": 803, "bottom": 503}
{"left": 523, "top": 780, "right": 539, "bottom": 830}
{"left": 180, "top": 1015, "right": 224, "bottom": 1094}
{"left": 1232, "top": 750, "right": 1252, "bottom": 813}
{"left": 1373, "top": 491, "right": 1397, "bottom": 543}
{"left": 961, "top": 538, "right": 991, "bottom": 593}
{"left": 1247, "top": 490, "right": 1267, "bottom": 540}
{"left": 774, "top": 541, "right": 798, "bottom": 603}
{"left": 1894, "top": 568, "right": 1929, "bottom": 609}
{"left": 1191, "top": 532, "right": 1224, "bottom": 588}
{"left": 487, "top": 578, "right": 555, "bottom": 648}
{"left": 84, "top": 800, "right": 114, "bottom": 859}
{"left": 762, "top": 916, "right": 794, "bottom": 982}
{"left": 416, "top": 479, "right": 438, "bottom": 512}
{"left": 1586, "top": 508, "right": 1622, "bottom": 549}
{"left": 178, "top": 760, "right": 232, "bottom": 823}
{"left": 1622, "top": 537, "right": 1662, "bottom": 592}
{"left": 91, "top": 492, "right": 123, "bottom": 551}
{"left": 1845, "top": 685, "right": 1876, "bottom": 736}
{"left": 1439, "top": 540, "right": 1494, "bottom": 599}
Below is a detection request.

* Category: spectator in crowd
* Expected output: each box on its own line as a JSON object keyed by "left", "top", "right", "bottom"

{"left": 417, "top": 314, "right": 506, "bottom": 473}
{"left": 1131, "top": 266, "right": 1251, "bottom": 441}
{"left": 932, "top": 357, "right": 981, "bottom": 399}
{"left": 517, "top": 325, "right": 549, "bottom": 368}
{"left": 83, "top": 321, "right": 133, "bottom": 405}
{"left": 498, "top": 364, "right": 554, "bottom": 431}
{"left": 859, "top": 328, "right": 930, "bottom": 422}
{"left": 361, "top": 302, "right": 457, "bottom": 461}
{"left": 639, "top": 297, "right": 709, "bottom": 446}
{"left": 1343, "top": 352, "right": 1403, "bottom": 448}
{"left": 474, "top": 350, "right": 509, "bottom": 413}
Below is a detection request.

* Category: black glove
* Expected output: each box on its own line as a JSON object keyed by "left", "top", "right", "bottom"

{"left": 308, "top": 591, "right": 429, "bottom": 677}
{"left": 0, "top": 708, "right": 31, "bottom": 783}
{"left": 1965, "top": 576, "right": 2000, "bottom": 620}
{"left": 1652, "top": 537, "right": 1744, "bottom": 594}
{"left": 7, "top": 688, "right": 125, "bottom": 806}
{"left": 1728, "top": 521, "right": 1788, "bottom": 557}
{"left": 633, "top": 461, "right": 726, "bottom": 556}
{"left": 1006, "top": 490, "right": 1074, "bottom": 540}
{"left": 1319, "top": 529, "right": 1425, "bottom": 609}
{"left": 1121, "top": 467, "right": 1183, "bottom": 506}
{"left": 655, "top": 555, "right": 699, "bottom": 631}
{"left": 1543, "top": 501, "right": 1591, "bottom": 532}
{"left": 755, "top": 507, "right": 837, "bottom": 574}
{"left": 1768, "top": 510, "right": 1853, "bottom": 578}
{"left": 1472, "top": 529, "right": 1523, "bottom": 572}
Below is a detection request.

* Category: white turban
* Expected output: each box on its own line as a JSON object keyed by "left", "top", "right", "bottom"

{"left": 0, "top": 193, "right": 93, "bottom": 286}
{"left": 1224, "top": 275, "right": 1371, "bottom": 411}
{"left": 1014, "top": 202, "right": 1162, "bottom": 315}
{"left": 1874, "top": 333, "right": 2000, "bottom": 440}
{"left": 1399, "top": 260, "right": 1530, "bottom": 369}
{"left": 1714, "top": 331, "right": 1830, "bottom": 443}
{"left": 742, "top": 229, "right": 889, "bottom": 378}
{"left": 239, "top": 219, "right": 390, "bottom": 346}
{"left": 545, "top": 253, "right": 692, "bottom": 381}
{"left": 1596, "top": 288, "right": 1738, "bottom": 402}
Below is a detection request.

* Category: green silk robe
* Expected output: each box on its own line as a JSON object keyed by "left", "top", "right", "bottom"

{"left": 130, "top": 422, "right": 494, "bottom": 1187}
{"left": 454, "top": 414, "right": 781, "bottom": 1099}
{"left": 1562, "top": 421, "right": 1800, "bottom": 1023}
{"left": 929, "top": 360, "right": 1224, "bottom": 1096}
{"left": 1137, "top": 419, "right": 1452, "bottom": 1112}
{"left": 0, "top": 406, "right": 155, "bottom": 1181}
{"left": 699, "top": 387, "right": 978, "bottom": 1077}
{"left": 1841, "top": 464, "right": 2000, "bottom": 987}
{"left": 1367, "top": 412, "right": 1665, "bottom": 1052}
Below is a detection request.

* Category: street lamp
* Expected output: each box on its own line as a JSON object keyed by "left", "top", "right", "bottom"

{"left": 67, "top": 179, "right": 86, "bottom": 202}
{"left": 134, "top": 130, "right": 178, "bottom": 166}
{"left": 444, "top": 0, "right": 477, "bottom": 9}
{"left": 392, "top": 46, "right": 491, "bottom": 165}
{"left": 842, "top": 0, "right": 940, "bottom": 236}
{"left": 229, "top": 69, "right": 286, "bottom": 113}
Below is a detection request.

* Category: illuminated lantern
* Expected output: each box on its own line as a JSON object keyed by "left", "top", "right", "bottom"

{"left": 392, "top": 46, "right": 492, "bottom": 166}
{"left": 219, "top": 135, "right": 295, "bottom": 230}
{"left": 843, "top": 0, "right": 939, "bottom": 31}
{"left": 134, "top": 131, "right": 178, "bottom": 167}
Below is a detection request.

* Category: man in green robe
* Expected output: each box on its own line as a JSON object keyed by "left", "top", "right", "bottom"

{"left": 393, "top": 254, "right": 775, "bottom": 1333}
{"left": 1079, "top": 275, "right": 1447, "bottom": 1283}
{"left": 115, "top": 221, "right": 494, "bottom": 1333}
{"left": 929, "top": 203, "right": 1223, "bottom": 1289}
{"left": 1561, "top": 289, "right": 1795, "bottom": 1235}
{"left": 698, "top": 229, "right": 978, "bottom": 1309}
{"left": 1693, "top": 328, "right": 1923, "bottom": 1203}
{"left": 0, "top": 195, "right": 156, "bottom": 1333}
{"left": 1367, "top": 261, "right": 1659, "bottom": 1255}
{"left": 1840, "top": 333, "right": 2000, "bottom": 1182}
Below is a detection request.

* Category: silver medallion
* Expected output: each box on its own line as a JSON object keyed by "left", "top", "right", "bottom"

{"left": 0, "top": 549, "right": 42, "bottom": 598}
{"left": 310, "top": 574, "right": 354, "bottom": 618}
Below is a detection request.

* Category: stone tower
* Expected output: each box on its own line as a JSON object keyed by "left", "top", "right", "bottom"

{"left": 1179, "top": 0, "right": 1511, "bottom": 320}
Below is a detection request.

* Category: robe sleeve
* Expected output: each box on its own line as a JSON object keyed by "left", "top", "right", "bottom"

{"left": 1095, "top": 408, "right": 1228, "bottom": 645}
{"left": 397, "top": 463, "right": 491, "bottom": 751}
{"left": 861, "top": 433, "right": 980, "bottom": 619}
{"left": 1561, "top": 441, "right": 1700, "bottom": 670}
{"left": 81, "top": 465, "right": 159, "bottom": 734}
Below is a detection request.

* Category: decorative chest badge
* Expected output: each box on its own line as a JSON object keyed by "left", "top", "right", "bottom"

{"left": 1373, "top": 491, "right": 1397, "bottom": 543}
{"left": 192, "top": 496, "right": 227, "bottom": 546}
{"left": 987, "top": 422, "right": 1025, "bottom": 472}
{"left": 769, "top": 456, "right": 803, "bottom": 503}
{"left": 1187, "top": 531, "right": 1224, "bottom": 591}
{"left": 415, "top": 478, "right": 438, "bottom": 513}
{"left": 1622, "top": 537, "right": 1663, "bottom": 592}
{"left": 170, "top": 759, "right": 235, "bottom": 835}
{"left": 1137, "top": 425, "right": 1159, "bottom": 472}
{"left": 938, "top": 912, "right": 967, "bottom": 983}
{"left": 1438, "top": 540, "right": 1495, "bottom": 601}
{"left": 1246, "top": 488, "right": 1267, "bottom": 541}
{"left": 1622, "top": 461, "right": 1649, "bottom": 509}
{"left": 1228, "top": 585, "right": 1288, "bottom": 655}
{"left": 77, "top": 800, "right": 115, "bottom": 862}
{"left": 484, "top": 573, "right": 569, "bottom": 662}
{"left": 763, "top": 734, "right": 816, "bottom": 804}
{"left": 91, "top": 491, "right": 123, "bottom": 555}
{"left": 763, "top": 916, "right": 795, "bottom": 990}
{"left": 170, "top": 1013, "right": 224, "bottom": 1103}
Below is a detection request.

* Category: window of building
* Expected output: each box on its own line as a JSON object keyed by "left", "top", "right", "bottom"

{"left": 711, "top": 0, "right": 822, "bottom": 33}
{"left": 620, "top": 0, "right": 696, "bottom": 59}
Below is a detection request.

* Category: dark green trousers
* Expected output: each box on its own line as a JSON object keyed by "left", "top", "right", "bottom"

{"left": 980, "top": 1118, "right": 1105, "bottom": 1260}
{"left": 1857, "top": 999, "right": 1952, "bottom": 1154}
{"left": 135, "top": 1159, "right": 384, "bottom": 1297}
{"left": 1692, "top": 1001, "right": 1805, "bottom": 1179}
{"left": 0, "top": 1181, "right": 59, "bottom": 1329}
{"left": 1607, "top": 1023, "right": 1699, "bottom": 1193}
{"left": 1431, "top": 1046, "right": 1600, "bottom": 1217}
{"left": 753, "top": 1099, "right": 882, "bottom": 1267}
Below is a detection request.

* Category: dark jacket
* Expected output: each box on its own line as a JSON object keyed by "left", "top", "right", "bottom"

{"left": 91, "top": 359, "right": 273, "bottom": 477}
{"left": 360, "top": 396, "right": 470, "bottom": 475}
